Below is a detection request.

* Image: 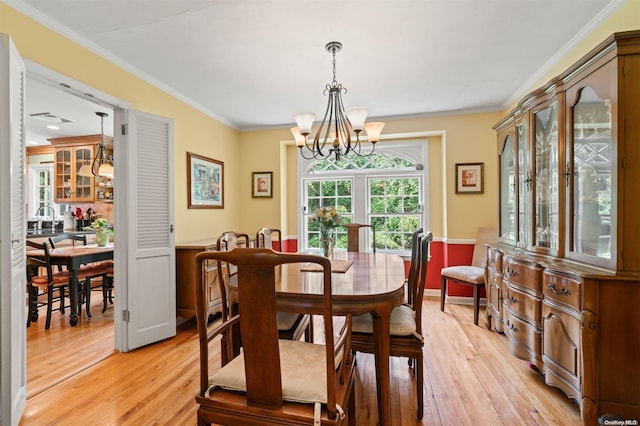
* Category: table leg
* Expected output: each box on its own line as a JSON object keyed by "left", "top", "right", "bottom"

{"left": 68, "top": 268, "right": 79, "bottom": 326}
{"left": 371, "top": 304, "right": 393, "bottom": 426}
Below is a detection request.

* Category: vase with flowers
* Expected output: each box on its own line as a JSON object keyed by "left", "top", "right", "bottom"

{"left": 84, "top": 218, "right": 113, "bottom": 247}
{"left": 311, "top": 206, "right": 343, "bottom": 257}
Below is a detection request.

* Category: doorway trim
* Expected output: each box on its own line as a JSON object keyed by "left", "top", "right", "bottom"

{"left": 25, "top": 59, "right": 131, "bottom": 351}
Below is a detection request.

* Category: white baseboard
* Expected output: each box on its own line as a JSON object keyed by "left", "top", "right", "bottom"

{"left": 424, "top": 289, "right": 486, "bottom": 307}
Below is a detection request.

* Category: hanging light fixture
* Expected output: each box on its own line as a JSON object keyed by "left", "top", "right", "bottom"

{"left": 292, "top": 41, "right": 384, "bottom": 161}
{"left": 78, "top": 111, "right": 113, "bottom": 178}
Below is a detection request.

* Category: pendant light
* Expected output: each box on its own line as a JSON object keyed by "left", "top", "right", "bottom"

{"left": 78, "top": 112, "right": 113, "bottom": 178}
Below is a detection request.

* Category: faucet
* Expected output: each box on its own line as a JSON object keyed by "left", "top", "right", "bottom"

{"left": 34, "top": 205, "right": 57, "bottom": 227}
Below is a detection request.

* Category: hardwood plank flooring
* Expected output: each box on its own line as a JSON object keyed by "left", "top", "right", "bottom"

{"left": 21, "top": 296, "right": 582, "bottom": 425}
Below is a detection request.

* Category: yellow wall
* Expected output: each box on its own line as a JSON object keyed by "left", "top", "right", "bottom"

{"left": 0, "top": 3, "right": 242, "bottom": 244}
{"left": 239, "top": 111, "right": 501, "bottom": 241}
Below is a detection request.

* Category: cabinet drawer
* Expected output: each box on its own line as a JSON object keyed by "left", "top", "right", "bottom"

{"left": 504, "top": 257, "right": 542, "bottom": 293}
{"left": 505, "top": 312, "right": 542, "bottom": 364}
{"left": 505, "top": 284, "right": 542, "bottom": 327}
{"left": 543, "top": 271, "right": 581, "bottom": 311}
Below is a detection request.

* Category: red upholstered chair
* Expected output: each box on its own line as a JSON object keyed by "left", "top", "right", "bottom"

{"left": 350, "top": 232, "right": 432, "bottom": 419}
{"left": 440, "top": 226, "right": 496, "bottom": 325}
{"left": 193, "top": 248, "right": 356, "bottom": 426}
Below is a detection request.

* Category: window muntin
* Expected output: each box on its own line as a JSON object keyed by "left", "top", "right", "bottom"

{"left": 299, "top": 141, "right": 428, "bottom": 255}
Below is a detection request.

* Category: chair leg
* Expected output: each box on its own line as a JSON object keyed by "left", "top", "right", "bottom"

{"left": 416, "top": 352, "right": 424, "bottom": 419}
{"left": 85, "top": 278, "right": 92, "bottom": 318}
{"left": 45, "top": 288, "right": 54, "bottom": 330}
{"left": 440, "top": 276, "right": 447, "bottom": 311}
{"left": 473, "top": 285, "right": 480, "bottom": 326}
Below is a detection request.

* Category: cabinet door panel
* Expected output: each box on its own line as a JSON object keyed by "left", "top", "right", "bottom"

{"left": 532, "top": 100, "right": 561, "bottom": 253}
{"left": 542, "top": 305, "right": 580, "bottom": 394}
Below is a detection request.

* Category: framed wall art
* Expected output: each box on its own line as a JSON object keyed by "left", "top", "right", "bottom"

{"left": 188, "top": 152, "right": 224, "bottom": 208}
{"left": 252, "top": 171, "right": 273, "bottom": 198}
{"left": 455, "top": 162, "right": 484, "bottom": 194}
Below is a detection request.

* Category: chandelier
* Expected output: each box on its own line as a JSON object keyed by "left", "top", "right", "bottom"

{"left": 78, "top": 111, "right": 113, "bottom": 178}
{"left": 291, "top": 41, "right": 384, "bottom": 161}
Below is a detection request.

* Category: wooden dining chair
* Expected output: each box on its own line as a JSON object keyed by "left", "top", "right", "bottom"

{"left": 220, "top": 231, "right": 313, "bottom": 344}
{"left": 49, "top": 233, "right": 114, "bottom": 316}
{"left": 26, "top": 240, "right": 96, "bottom": 329}
{"left": 256, "top": 227, "right": 282, "bottom": 251}
{"left": 350, "top": 231, "right": 432, "bottom": 419}
{"left": 194, "top": 248, "right": 357, "bottom": 426}
{"left": 343, "top": 223, "right": 376, "bottom": 253}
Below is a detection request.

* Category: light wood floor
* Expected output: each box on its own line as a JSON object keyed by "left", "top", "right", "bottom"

{"left": 21, "top": 296, "right": 582, "bottom": 425}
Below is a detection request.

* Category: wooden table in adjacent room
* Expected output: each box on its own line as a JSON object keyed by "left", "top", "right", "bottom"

{"left": 27, "top": 244, "right": 114, "bottom": 326}
{"left": 228, "top": 251, "right": 406, "bottom": 426}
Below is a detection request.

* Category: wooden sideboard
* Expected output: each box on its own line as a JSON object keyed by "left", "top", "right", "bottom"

{"left": 175, "top": 238, "right": 222, "bottom": 320}
{"left": 489, "top": 31, "right": 640, "bottom": 424}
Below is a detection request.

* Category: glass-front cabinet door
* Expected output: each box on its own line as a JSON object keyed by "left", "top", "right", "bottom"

{"left": 499, "top": 132, "right": 516, "bottom": 244}
{"left": 532, "top": 100, "right": 561, "bottom": 254}
{"left": 567, "top": 83, "right": 613, "bottom": 267}
{"left": 517, "top": 120, "right": 529, "bottom": 248}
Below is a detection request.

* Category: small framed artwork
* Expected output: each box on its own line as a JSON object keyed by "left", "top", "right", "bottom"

{"left": 455, "top": 162, "right": 484, "bottom": 194}
{"left": 252, "top": 171, "right": 273, "bottom": 198}
{"left": 188, "top": 152, "right": 224, "bottom": 209}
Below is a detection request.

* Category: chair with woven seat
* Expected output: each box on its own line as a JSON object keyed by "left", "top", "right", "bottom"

{"left": 440, "top": 226, "right": 496, "bottom": 326}
{"left": 194, "top": 248, "right": 356, "bottom": 426}
{"left": 26, "top": 240, "right": 95, "bottom": 329}
{"left": 49, "top": 233, "right": 114, "bottom": 316}
{"left": 350, "top": 231, "right": 432, "bottom": 419}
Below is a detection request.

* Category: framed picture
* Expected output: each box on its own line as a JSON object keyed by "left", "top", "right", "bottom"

{"left": 455, "top": 162, "right": 484, "bottom": 194}
{"left": 187, "top": 152, "right": 224, "bottom": 208}
{"left": 252, "top": 171, "right": 273, "bottom": 198}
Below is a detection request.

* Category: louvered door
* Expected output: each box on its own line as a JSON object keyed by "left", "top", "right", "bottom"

{"left": 0, "top": 33, "right": 27, "bottom": 424}
{"left": 119, "top": 109, "right": 175, "bottom": 350}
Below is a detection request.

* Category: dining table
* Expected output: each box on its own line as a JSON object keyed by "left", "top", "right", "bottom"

{"left": 27, "top": 243, "right": 114, "bottom": 326}
{"left": 227, "top": 251, "right": 406, "bottom": 426}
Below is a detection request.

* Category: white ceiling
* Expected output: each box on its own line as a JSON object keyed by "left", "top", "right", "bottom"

{"left": 14, "top": 0, "right": 622, "bottom": 144}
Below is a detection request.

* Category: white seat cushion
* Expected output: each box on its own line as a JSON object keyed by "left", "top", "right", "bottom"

{"left": 276, "top": 311, "right": 301, "bottom": 330}
{"left": 211, "top": 339, "right": 338, "bottom": 404}
{"left": 352, "top": 304, "right": 416, "bottom": 336}
{"left": 441, "top": 265, "right": 485, "bottom": 285}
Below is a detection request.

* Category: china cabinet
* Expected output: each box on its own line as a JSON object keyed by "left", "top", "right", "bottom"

{"left": 490, "top": 31, "right": 640, "bottom": 424}
{"left": 49, "top": 134, "right": 113, "bottom": 203}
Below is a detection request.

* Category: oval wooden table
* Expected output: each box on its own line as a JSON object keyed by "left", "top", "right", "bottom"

{"left": 228, "top": 251, "right": 406, "bottom": 426}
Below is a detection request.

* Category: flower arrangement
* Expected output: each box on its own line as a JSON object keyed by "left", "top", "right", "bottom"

{"left": 311, "top": 206, "right": 342, "bottom": 257}
{"left": 311, "top": 206, "right": 343, "bottom": 233}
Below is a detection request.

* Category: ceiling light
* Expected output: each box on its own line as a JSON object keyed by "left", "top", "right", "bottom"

{"left": 78, "top": 112, "right": 113, "bottom": 178}
{"left": 292, "top": 41, "right": 384, "bottom": 161}
{"left": 46, "top": 125, "right": 60, "bottom": 130}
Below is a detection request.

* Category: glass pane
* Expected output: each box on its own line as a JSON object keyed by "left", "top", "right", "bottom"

{"left": 534, "top": 102, "right": 559, "bottom": 249}
{"left": 499, "top": 134, "right": 516, "bottom": 242}
{"left": 517, "top": 123, "right": 528, "bottom": 246}
{"left": 572, "top": 86, "right": 612, "bottom": 259}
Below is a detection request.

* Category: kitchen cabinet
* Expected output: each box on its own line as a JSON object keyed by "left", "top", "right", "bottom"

{"left": 50, "top": 134, "right": 113, "bottom": 203}
{"left": 489, "top": 31, "right": 640, "bottom": 424}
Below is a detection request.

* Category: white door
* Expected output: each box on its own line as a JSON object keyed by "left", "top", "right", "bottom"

{"left": 115, "top": 109, "right": 175, "bottom": 350}
{"left": 0, "top": 33, "right": 27, "bottom": 425}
